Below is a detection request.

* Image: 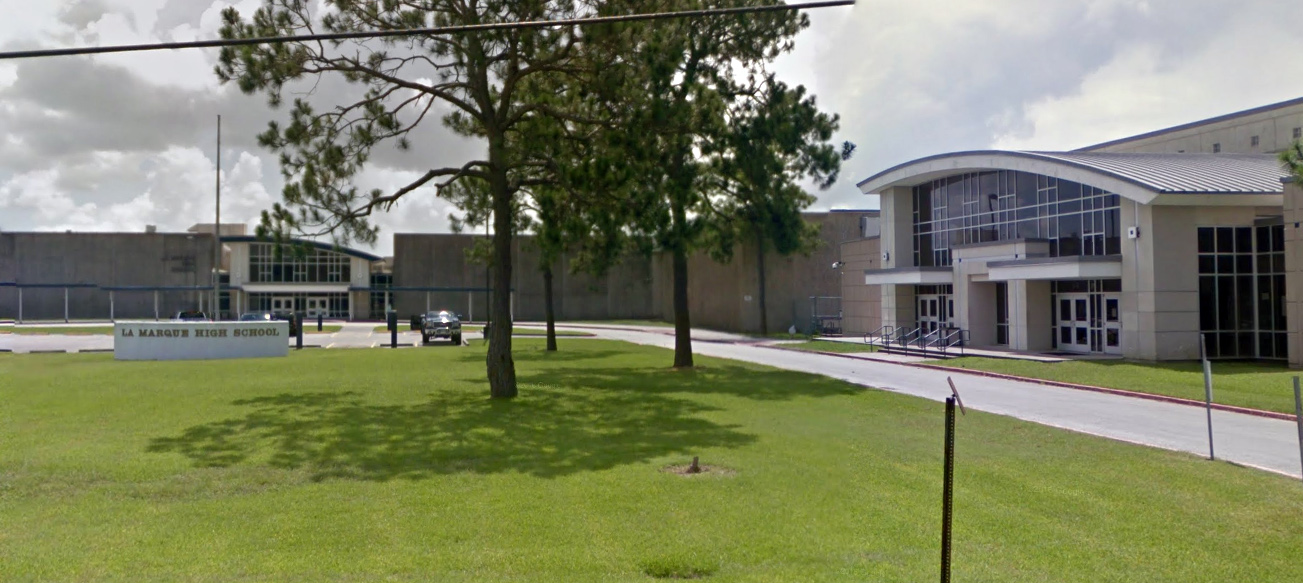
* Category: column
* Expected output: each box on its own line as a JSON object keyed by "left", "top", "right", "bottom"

{"left": 1008, "top": 280, "right": 1052, "bottom": 352}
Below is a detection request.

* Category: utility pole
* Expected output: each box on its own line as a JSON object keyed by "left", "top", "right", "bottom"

{"left": 214, "top": 115, "right": 222, "bottom": 320}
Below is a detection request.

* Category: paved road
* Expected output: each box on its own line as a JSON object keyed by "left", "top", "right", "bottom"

{"left": 6, "top": 321, "right": 1302, "bottom": 479}
{"left": 563, "top": 325, "right": 1303, "bottom": 480}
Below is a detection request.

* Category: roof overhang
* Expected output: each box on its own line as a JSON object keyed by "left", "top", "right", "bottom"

{"left": 864, "top": 267, "right": 954, "bottom": 286}
{"left": 856, "top": 151, "right": 1285, "bottom": 207}
{"left": 240, "top": 284, "right": 352, "bottom": 294}
{"left": 858, "top": 151, "right": 1162, "bottom": 203}
{"left": 987, "top": 256, "right": 1123, "bottom": 282}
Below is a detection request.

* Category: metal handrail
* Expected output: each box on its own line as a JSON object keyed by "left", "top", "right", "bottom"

{"left": 933, "top": 327, "right": 967, "bottom": 356}
{"left": 864, "top": 325, "right": 894, "bottom": 346}
{"left": 895, "top": 326, "right": 923, "bottom": 347}
{"left": 880, "top": 326, "right": 969, "bottom": 357}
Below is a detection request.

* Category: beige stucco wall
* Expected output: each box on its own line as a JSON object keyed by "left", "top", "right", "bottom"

{"left": 839, "top": 237, "right": 881, "bottom": 336}
{"left": 1284, "top": 181, "right": 1303, "bottom": 368}
{"left": 656, "top": 211, "right": 876, "bottom": 334}
{"left": 878, "top": 187, "right": 913, "bottom": 269}
{"left": 1085, "top": 100, "right": 1303, "bottom": 155}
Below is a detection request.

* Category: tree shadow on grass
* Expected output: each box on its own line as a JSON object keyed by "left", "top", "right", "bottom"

{"left": 515, "top": 363, "right": 862, "bottom": 402}
{"left": 147, "top": 386, "right": 755, "bottom": 481}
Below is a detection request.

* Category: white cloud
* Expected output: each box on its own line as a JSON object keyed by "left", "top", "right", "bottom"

{"left": 781, "top": 0, "right": 1303, "bottom": 211}
{"left": 3, "top": 0, "right": 1303, "bottom": 250}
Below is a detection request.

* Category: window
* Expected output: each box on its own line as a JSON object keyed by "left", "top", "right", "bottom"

{"left": 1212, "top": 143, "right": 1221, "bottom": 153}
{"left": 248, "top": 243, "right": 352, "bottom": 284}
{"left": 1197, "top": 225, "right": 1286, "bottom": 359}
{"left": 1251, "top": 135, "right": 1260, "bottom": 147}
{"left": 1294, "top": 127, "right": 1302, "bottom": 140}
{"left": 911, "top": 171, "right": 1120, "bottom": 267}
{"left": 995, "top": 283, "right": 1008, "bottom": 345}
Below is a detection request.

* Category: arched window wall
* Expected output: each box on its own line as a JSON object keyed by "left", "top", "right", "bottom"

{"left": 912, "top": 171, "right": 1122, "bottom": 267}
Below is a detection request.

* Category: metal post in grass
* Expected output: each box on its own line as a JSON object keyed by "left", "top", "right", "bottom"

{"left": 1294, "top": 377, "right": 1303, "bottom": 482}
{"left": 1200, "top": 334, "right": 1215, "bottom": 461}
{"left": 388, "top": 311, "right": 398, "bottom": 348}
{"left": 941, "top": 377, "right": 966, "bottom": 583}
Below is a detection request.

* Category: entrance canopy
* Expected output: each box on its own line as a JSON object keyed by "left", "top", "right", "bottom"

{"left": 987, "top": 256, "right": 1122, "bottom": 282}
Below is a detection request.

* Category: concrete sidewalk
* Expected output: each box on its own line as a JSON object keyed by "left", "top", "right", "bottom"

{"left": 569, "top": 325, "right": 1303, "bottom": 480}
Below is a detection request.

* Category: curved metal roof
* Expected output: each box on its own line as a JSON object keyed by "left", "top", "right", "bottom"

{"left": 220, "top": 236, "right": 383, "bottom": 262}
{"left": 1029, "top": 152, "right": 1288, "bottom": 194}
{"left": 857, "top": 151, "right": 1288, "bottom": 198}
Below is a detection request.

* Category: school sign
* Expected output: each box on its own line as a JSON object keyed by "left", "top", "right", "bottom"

{"left": 114, "top": 322, "right": 290, "bottom": 360}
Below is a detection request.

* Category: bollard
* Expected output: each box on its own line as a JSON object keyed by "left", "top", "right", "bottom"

{"left": 295, "top": 313, "right": 303, "bottom": 350}
{"left": 388, "top": 311, "right": 398, "bottom": 348}
{"left": 317, "top": 313, "right": 323, "bottom": 332}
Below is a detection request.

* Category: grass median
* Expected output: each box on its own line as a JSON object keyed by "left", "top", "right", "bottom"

{"left": 0, "top": 326, "right": 115, "bottom": 335}
{"left": 372, "top": 324, "right": 594, "bottom": 337}
{"left": 2, "top": 343, "right": 1301, "bottom": 582}
{"left": 777, "top": 340, "right": 879, "bottom": 354}
{"left": 934, "top": 357, "right": 1302, "bottom": 414}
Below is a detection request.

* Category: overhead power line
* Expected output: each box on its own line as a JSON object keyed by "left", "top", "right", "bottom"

{"left": 0, "top": 1, "right": 856, "bottom": 61}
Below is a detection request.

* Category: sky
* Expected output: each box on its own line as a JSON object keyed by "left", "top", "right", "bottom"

{"left": 2, "top": 0, "right": 1303, "bottom": 256}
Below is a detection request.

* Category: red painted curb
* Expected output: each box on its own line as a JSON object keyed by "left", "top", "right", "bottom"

{"left": 766, "top": 344, "right": 1298, "bottom": 422}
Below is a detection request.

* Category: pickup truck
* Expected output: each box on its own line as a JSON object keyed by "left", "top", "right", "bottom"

{"left": 420, "top": 310, "right": 463, "bottom": 345}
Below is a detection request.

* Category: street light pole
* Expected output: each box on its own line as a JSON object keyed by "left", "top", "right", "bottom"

{"left": 214, "top": 114, "right": 222, "bottom": 320}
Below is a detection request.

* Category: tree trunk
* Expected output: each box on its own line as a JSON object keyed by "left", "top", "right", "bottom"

{"left": 756, "top": 232, "right": 768, "bottom": 336}
{"left": 543, "top": 263, "right": 557, "bottom": 352}
{"left": 671, "top": 200, "right": 694, "bottom": 368}
{"left": 486, "top": 143, "right": 517, "bottom": 399}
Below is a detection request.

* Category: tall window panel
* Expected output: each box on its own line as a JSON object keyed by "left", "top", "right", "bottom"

{"left": 912, "top": 171, "right": 1121, "bottom": 267}
{"left": 248, "top": 243, "right": 352, "bottom": 284}
{"left": 1197, "top": 225, "right": 1286, "bottom": 359}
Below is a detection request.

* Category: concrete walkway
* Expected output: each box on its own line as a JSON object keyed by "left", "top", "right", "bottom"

{"left": 565, "top": 325, "right": 1303, "bottom": 480}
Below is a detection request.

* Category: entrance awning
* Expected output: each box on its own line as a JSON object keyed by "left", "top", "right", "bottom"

{"left": 864, "top": 266, "right": 954, "bottom": 285}
{"left": 987, "top": 255, "right": 1122, "bottom": 281}
{"left": 240, "top": 284, "right": 352, "bottom": 294}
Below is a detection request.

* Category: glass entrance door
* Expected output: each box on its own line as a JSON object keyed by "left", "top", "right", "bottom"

{"left": 1058, "top": 292, "right": 1122, "bottom": 354}
{"left": 1102, "top": 294, "right": 1121, "bottom": 355}
{"left": 918, "top": 293, "right": 952, "bottom": 334}
{"left": 306, "top": 297, "right": 329, "bottom": 318}
{"left": 1058, "top": 294, "right": 1091, "bottom": 353}
{"left": 271, "top": 297, "right": 294, "bottom": 313}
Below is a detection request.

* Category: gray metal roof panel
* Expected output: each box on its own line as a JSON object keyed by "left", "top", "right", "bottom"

{"left": 1027, "top": 152, "right": 1288, "bottom": 194}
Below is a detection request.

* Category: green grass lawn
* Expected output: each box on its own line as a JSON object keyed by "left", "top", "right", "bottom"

{"left": 302, "top": 324, "right": 343, "bottom": 334}
{"left": 3, "top": 343, "right": 1303, "bottom": 582}
{"left": 373, "top": 324, "right": 594, "bottom": 337}
{"left": 778, "top": 340, "right": 879, "bottom": 354}
{"left": 566, "top": 319, "right": 675, "bottom": 328}
{"left": 0, "top": 325, "right": 115, "bottom": 335}
{"left": 935, "top": 357, "right": 1303, "bottom": 414}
